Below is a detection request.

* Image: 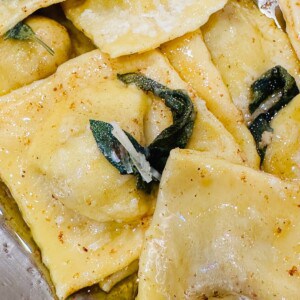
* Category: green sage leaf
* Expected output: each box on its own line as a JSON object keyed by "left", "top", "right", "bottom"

{"left": 89, "top": 120, "right": 146, "bottom": 176}
{"left": 248, "top": 66, "right": 299, "bottom": 161}
{"left": 249, "top": 65, "right": 299, "bottom": 115}
{"left": 4, "top": 21, "right": 54, "bottom": 55}
{"left": 118, "top": 73, "right": 196, "bottom": 173}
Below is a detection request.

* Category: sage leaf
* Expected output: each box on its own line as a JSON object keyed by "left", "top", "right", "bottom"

{"left": 90, "top": 120, "right": 155, "bottom": 193}
{"left": 248, "top": 66, "right": 299, "bottom": 161}
{"left": 118, "top": 73, "right": 196, "bottom": 173}
{"left": 249, "top": 116, "right": 273, "bottom": 160}
{"left": 90, "top": 120, "right": 146, "bottom": 175}
{"left": 249, "top": 66, "right": 299, "bottom": 115}
{"left": 4, "top": 22, "right": 54, "bottom": 56}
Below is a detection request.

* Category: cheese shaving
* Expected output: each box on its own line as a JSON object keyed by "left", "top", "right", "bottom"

{"left": 111, "top": 122, "right": 161, "bottom": 183}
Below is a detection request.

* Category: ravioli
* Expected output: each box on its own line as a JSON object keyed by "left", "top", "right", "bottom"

{"left": 138, "top": 149, "right": 300, "bottom": 299}
{"left": 0, "top": 48, "right": 247, "bottom": 298}
{"left": 279, "top": 0, "right": 300, "bottom": 60}
{"left": 161, "top": 30, "right": 259, "bottom": 169}
{"left": 0, "top": 0, "right": 64, "bottom": 36}
{"left": 0, "top": 15, "right": 72, "bottom": 96}
{"left": 202, "top": 0, "right": 300, "bottom": 120}
{"left": 0, "top": 50, "right": 156, "bottom": 224}
{"left": 62, "top": 0, "right": 228, "bottom": 58}
{"left": 263, "top": 94, "right": 300, "bottom": 180}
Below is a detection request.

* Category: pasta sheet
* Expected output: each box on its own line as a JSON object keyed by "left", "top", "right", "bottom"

{"left": 138, "top": 149, "right": 300, "bottom": 299}
{"left": 161, "top": 30, "right": 259, "bottom": 168}
{"left": 279, "top": 0, "right": 300, "bottom": 60}
{"left": 62, "top": 0, "right": 228, "bottom": 57}
{"left": 263, "top": 94, "right": 300, "bottom": 180}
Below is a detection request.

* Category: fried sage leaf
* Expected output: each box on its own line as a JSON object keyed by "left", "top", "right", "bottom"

{"left": 248, "top": 66, "right": 299, "bottom": 161}
{"left": 89, "top": 120, "right": 148, "bottom": 176}
{"left": 90, "top": 73, "right": 195, "bottom": 190}
{"left": 249, "top": 66, "right": 298, "bottom": 114}
{"left": 4, "top": 21, "right": 54, "bottom": 55}
{"left": 118, "top": 73, "right": 196, "bottom": 173}
{"left": 90, "top": 120, "right": 155, "bottom": 193}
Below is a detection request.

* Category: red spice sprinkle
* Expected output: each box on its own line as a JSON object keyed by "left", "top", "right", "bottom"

{"left": 58, "top": 231, "right": 64, "bottom": 244}
{"left": 288, "top": 266, "right": 299, "bottom": 276}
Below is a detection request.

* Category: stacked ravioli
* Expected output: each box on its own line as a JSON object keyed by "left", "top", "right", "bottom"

{"left": 0, "top": 0, "right": 300, "bottom": 299}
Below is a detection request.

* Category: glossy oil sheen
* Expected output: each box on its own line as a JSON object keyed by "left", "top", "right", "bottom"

{"left": 0, "top": 181, "right": 137, "bottom": 300}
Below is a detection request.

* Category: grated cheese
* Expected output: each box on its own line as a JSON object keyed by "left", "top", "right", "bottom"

{"left": 111, "top": 122, "right": 161, "bottom": 183}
